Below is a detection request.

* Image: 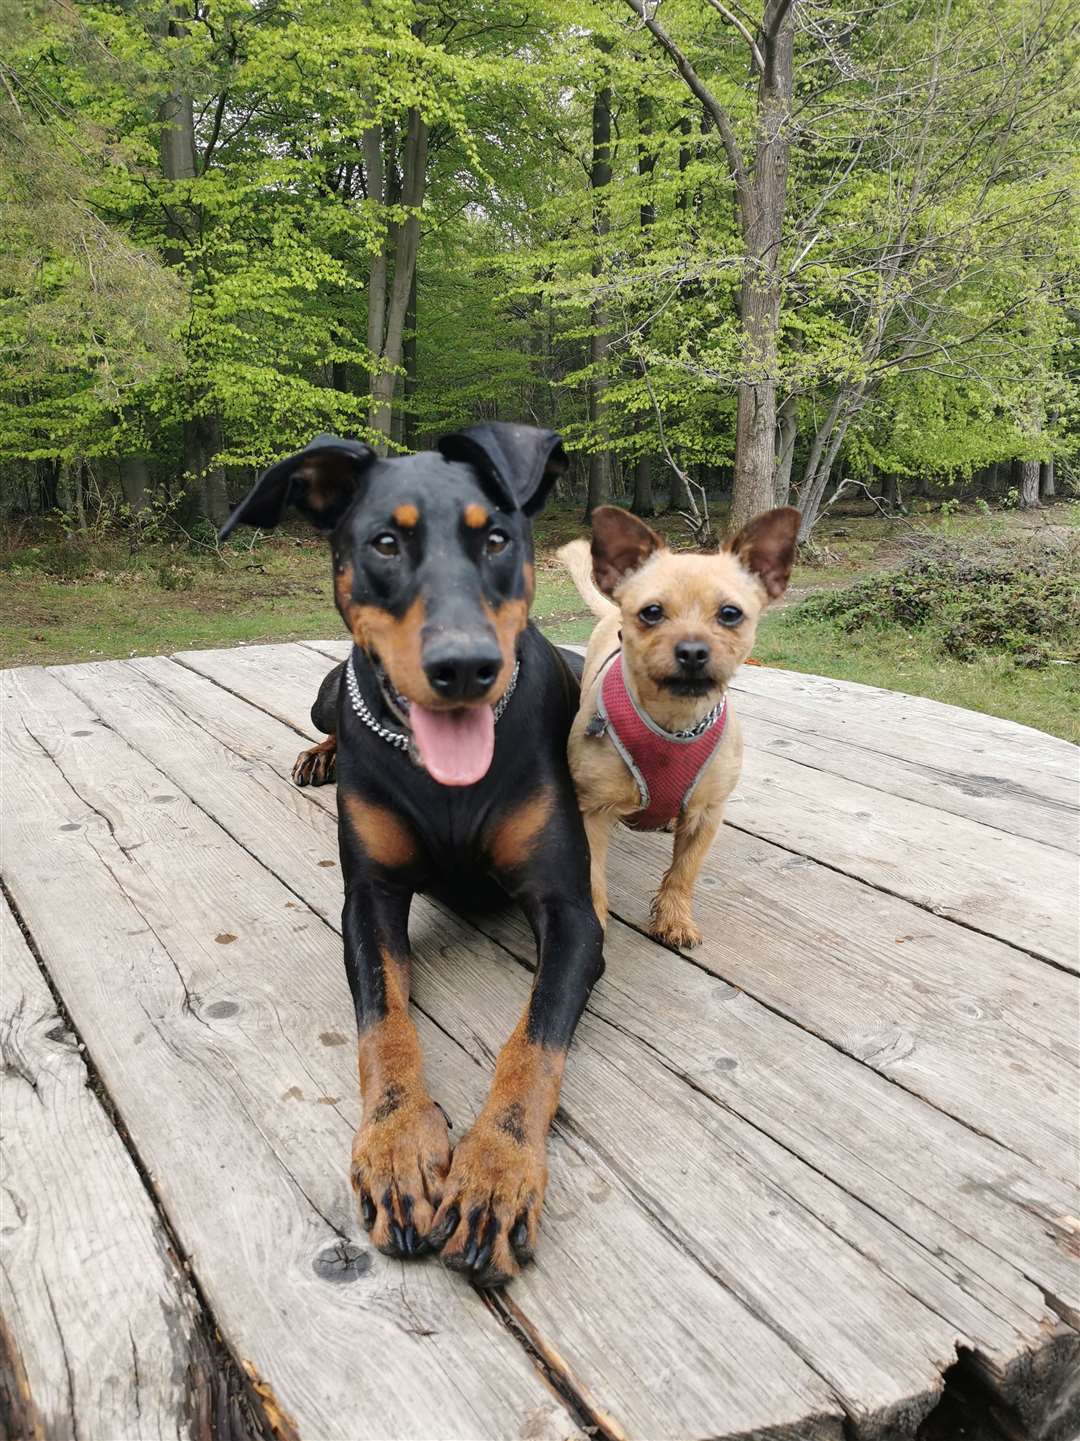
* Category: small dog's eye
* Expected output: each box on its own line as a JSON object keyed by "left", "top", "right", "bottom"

{"left": 486, "top": 529, "right": 510, "bottom": 555}
{"left": 638, "top": 603, "right": 664, "bottom": 626}
{"left": 371, "top": 533, "right": 400, "bottom": 558}
{"left": 718, "top": 604, "right": 743, "bottom": 626}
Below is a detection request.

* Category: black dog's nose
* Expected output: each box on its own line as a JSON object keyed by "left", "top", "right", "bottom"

{"left": 423, "top": 639, "right": 502, "bottom": 702}
{"left": 675, "top": 640, "right": 710, "bottom": 672}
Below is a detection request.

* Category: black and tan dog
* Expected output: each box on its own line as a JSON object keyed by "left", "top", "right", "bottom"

{"left": 220, "top": 424, "right": 603, "bottom": 1287}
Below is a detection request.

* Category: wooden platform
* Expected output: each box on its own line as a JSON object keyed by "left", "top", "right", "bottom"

{"left": 2, "top": 641, "right": 1078, "bottom": 1441}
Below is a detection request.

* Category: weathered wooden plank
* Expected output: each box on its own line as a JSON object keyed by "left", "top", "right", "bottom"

{"left": 605, "top": 826, "right": 1079, "bottom": 1181}
{"left": 1, "top": 667, "right": 579, "bottom": 1441}
{"left": 0, "top": 900, "right": 212, "bottom": 1441}
{"left": 736, "top": 708, "right": 1077, "bottom": 851}
{"left": 726, "top": 748, "right": 1077, "bottom": 969}
{"left": 155, "top": 653, "right": 1053, "bottom": 1438}
{"left": 197, "top": 639, "right": 1080, "bottom": 1181}
{"left": 59, "top": 652, "right": 847, "bottom": 1441}
{"left": 171, "top": 642, "right": 1080, "bottom": 1436}
{"left": 414, "top": 901, "right": 1080, "bottom": 1441}
{"left": 730, "top": 665, "right": 1079, "bottom": 781}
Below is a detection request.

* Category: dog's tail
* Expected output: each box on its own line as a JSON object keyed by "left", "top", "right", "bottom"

{"left": 556, "top": 538, "right": 616, "bottom": 619}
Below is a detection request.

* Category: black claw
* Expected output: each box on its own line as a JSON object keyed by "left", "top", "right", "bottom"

{"left": 510, "top": 1217, "right": 534, "bottom": 1264}
{"left": 404, "top": 1223, "right": 420, "bottom": 1254}
{"left": 390, "top": 1221, "right": 406, "bottom": 1254}
{"left": 430, "top": 1204, "right": 459, "bottom": 1250}
{"left": 360, "top": 1194, "right": 376, "bottom": 1230}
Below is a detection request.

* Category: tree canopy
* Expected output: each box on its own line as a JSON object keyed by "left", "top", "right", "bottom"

{"left": 1, "top": 0, "right": 1076, "bottom": 531}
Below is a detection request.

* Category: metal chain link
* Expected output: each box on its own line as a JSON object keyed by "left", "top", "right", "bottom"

{"left": 345, "top": 651, "right": 520, "bottom": 752}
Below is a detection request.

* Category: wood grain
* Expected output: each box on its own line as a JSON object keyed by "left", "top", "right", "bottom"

{"left": 1, "top": 666, "right": 578, "bottom": 1441}
{"left": 0, "top": 898, "right": 206, "bottom": 1441}
{"left": 57, "top": 652, "right": 846, "bottom": 1441}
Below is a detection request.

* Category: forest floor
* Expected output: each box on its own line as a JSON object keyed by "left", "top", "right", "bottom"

{"left": 2, "top": 499, "right": 1077, "bottom": 741}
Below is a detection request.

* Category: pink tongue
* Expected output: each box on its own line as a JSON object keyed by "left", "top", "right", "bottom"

{"left": 409, "top": 703, "right": 495, "bottom": 786}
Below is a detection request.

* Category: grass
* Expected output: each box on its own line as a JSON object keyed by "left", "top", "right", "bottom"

{"left": 2, "top": 499, "right": 1078, "bottom": 741}
{"left": 752, "top": 610, "right": 1080, "bottom": 744}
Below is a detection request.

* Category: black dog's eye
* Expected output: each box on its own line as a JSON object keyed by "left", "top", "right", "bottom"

{"left": 371, "top": 533, "right": 399, "bottom": 558}
{"left": 718, "top": 604, "right": 744, "bottom": 627}
{"left": 486, "top": 528, "right": 510, "bottom": 556}
{"left": 638, "top": 603, "right": 664, "bottom": 626}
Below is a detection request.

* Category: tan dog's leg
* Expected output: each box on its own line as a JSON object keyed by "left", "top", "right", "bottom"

{"left": 650, "top": 809, "right": 722, "bottom": 948}
{"left": 582, "top": 809, "right": 616, "bottom": 928}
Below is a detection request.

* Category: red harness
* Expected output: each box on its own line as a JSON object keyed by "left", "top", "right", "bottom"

{"left": 595, "top": 653, "right": 727, "bottom": 831}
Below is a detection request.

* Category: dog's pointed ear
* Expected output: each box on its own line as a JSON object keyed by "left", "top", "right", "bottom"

{"left": 725, "top": 506, "right": 801, "bottom": 599}
{"left": 218, "top": 434, "right": 377, "bottom": 540}
{"left": 590, "top": 505, "right": 664, "bottom": 596}
{"left": 437, "top": 422, "right": 568, "bottom": 516}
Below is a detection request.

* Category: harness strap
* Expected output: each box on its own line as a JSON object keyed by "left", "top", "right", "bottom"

{"left": 596, "top": 653, "right": 727, "bottom": 831}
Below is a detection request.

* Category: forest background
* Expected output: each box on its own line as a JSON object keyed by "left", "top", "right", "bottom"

{"left": 1, "top": 0, "right": 1077, "bottom": 738}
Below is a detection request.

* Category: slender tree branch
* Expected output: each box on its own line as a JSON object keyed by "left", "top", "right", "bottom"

{"left": 619, "top": 0, "right": 751, "bottom": 214}
{"left": 700, "top": 0, "right": 765, "bottom": 71}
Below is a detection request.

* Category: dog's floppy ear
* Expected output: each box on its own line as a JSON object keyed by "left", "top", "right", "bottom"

{"left": 437, "top": 422, "right": 568, "bottom": 516}
{"left": 590, "top": 505, "right": 664, "bottom": 596}
{"left": 725, "top": 506, "right": 801, "bottom": 599}
{"left": 218, "top": 434, "right": 376, "bottom": 540}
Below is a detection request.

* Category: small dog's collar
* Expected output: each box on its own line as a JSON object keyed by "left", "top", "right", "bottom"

{"left": 346, "top": 650, "right": 520, "bottom": 758}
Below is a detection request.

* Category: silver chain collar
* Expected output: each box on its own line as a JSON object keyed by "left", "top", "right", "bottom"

{"left": 669, "top": 696, "right": 725, "bottom": 740}
{"left": 344, "top": 650, "right": 520, "bottom": 754}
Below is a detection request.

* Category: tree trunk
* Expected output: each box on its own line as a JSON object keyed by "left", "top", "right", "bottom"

{"left": 363, "top": 117, "right": 388, "bottom": 416}
{"left": 584, "top": 63, "right": 613, "bottom": 519}
{"left": 632, "top": 457, "right": 655, "bottom": 516}
{"left": 1039, "top": 459, "right": 1055, "bottom": 498}
{"left": 774, "top": 392, "right": 797, "bottom": 505}
{"left": 369, "top": 110, "right": 427, "bottom": 450}
{"left": 1019, "top": 460, "right": 1040, "bottom": 509}
{"left": 730, "top": 0, "right": 795, "bottom": 533}
{"left": 37, "top": 459, "right": 60, "bottom": 513}
{"left": 668, "top": 467, "right": 693, "bottom": 513}
{"left": 882, "top": 475, "right": 898, "bottom": 513}
{"left": 402, "top": 265, "right": 418, "bottom": 451}
{"left": 631, "top": 91, "right": 657, "bottom": 518}
{"left": 676, "top": 114, "right": 692, "bottom": 212}
{"left": 118, "top": 456, "right": 151, "bottom": 514}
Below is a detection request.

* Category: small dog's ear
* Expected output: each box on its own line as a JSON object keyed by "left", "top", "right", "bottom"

{"left": 219, "top": 434, "right": 376, "bottom": 540}
{"left": 591, "top": 505, "right": 664, "bottom": 596}
{"left": 725, "top": 506, "right": 801, "bottom": 599}
{"left": 437, "top": 423, "right": 568, "bottom": 516}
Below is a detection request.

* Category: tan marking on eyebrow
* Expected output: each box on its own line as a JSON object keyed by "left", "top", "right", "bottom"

{"left": 464, "top": 503, "right": 490, "bottom": 529}
{"left": 393, "top": 503, "right": 420, "bottom": 528}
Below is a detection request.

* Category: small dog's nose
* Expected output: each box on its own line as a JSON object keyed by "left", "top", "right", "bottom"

{"left": 675, "top": 640, "right": 710, "bottom": 672}
{"left": 423, "top": 641, "right": 502, "bottom": 702}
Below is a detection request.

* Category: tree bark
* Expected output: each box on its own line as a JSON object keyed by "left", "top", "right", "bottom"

{"left": 730, "top": 0, "right": 795, "bottom": 532}
{"left": 632, "top": 456, "right": 655, "bottom": 516}
{"left": 363, "top": 117, "right": 387, "bottom": 410}
{"left": 369, "top": 109, "right": 427, "bottom": 450}
{"left": 1039, "top": 459, "right": 1055, "bottom": 499}
{"left": 401, "top": 265, "right": 418, "bottom": 450}
{"left": 584, "top": 62, "right": 613, "bottom": 519}
{"left": 622, "top": 0, "right": 797, "bottom": 533}
{"left": 631, "top": 90, "right": 657, "bottom": 516}
{"left": 1019, "top": 459, "right": 1040, "bottom": 509}
{"left": 774, "top": 391, "right": 797, "bottom": 505}
{"left": 118, "top": 456, "right": 151, "bottom": 514}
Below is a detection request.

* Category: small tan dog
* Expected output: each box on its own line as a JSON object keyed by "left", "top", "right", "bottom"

{"left": 558, "top": 504, "right": 799, "bottom": 947}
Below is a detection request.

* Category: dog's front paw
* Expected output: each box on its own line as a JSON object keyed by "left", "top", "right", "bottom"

{"left": 649, "top": 891, "right": 702, "bottom": 948}
{"left": 429, "top": 1121, "right": 547, "bottom": 1287}
{"left": 351, "top": 1093, "right": 451, "bottom": 1257}
{"left": 292, "top": 737, "right": 337, "bottom": 787}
